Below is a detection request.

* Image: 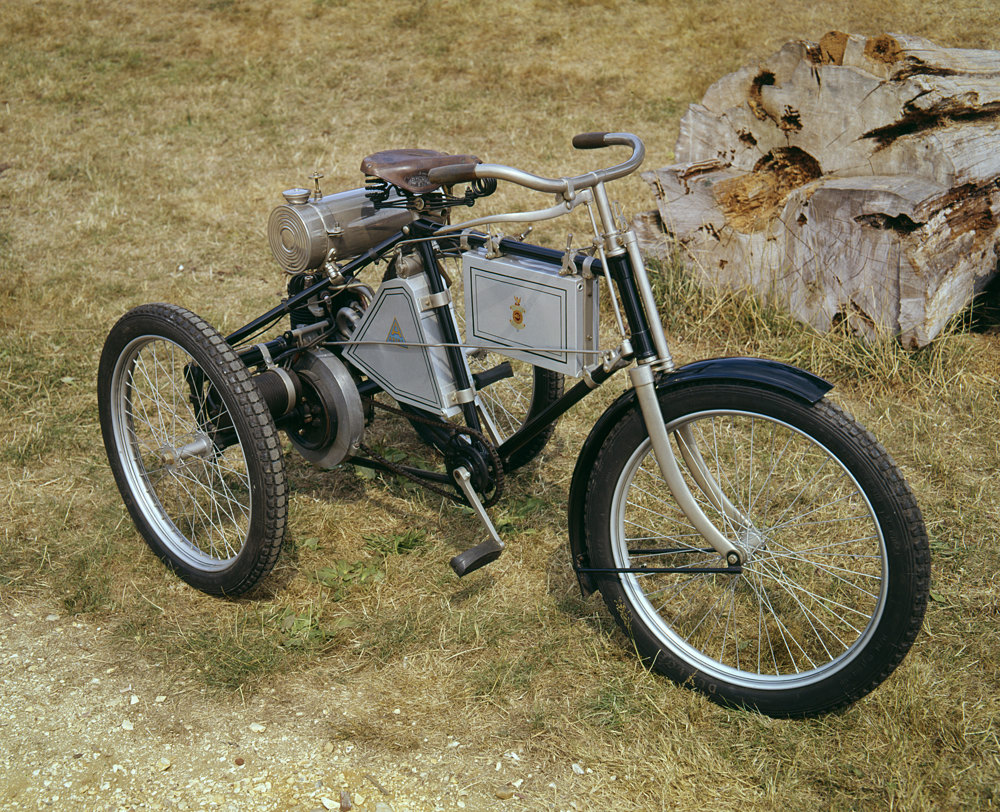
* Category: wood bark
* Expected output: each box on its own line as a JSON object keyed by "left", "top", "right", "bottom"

{"left": 639, "top": 32, "right": 1000, "bottom": 347}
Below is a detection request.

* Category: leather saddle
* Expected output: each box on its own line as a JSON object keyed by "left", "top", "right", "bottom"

{"left": 361, "top": 149, "right": 480, "bottom": 194}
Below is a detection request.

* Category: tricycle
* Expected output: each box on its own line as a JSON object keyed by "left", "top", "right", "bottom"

{"left": 98, "top": 132, "right": 929, "bottom": 717}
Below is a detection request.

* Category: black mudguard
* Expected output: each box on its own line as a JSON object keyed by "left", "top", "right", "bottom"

{"left": 567, "top": 357, "right": 833, "bottom": 596}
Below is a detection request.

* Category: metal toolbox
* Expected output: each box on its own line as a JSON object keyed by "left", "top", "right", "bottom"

{"left": 344, "top": 274, "right": 469, "bottom": 419}
{"left": 461, "top": 248, "right": 599, "bottom": 378}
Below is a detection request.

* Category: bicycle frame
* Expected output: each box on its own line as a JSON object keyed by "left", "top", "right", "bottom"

{"left": 225, "top": 136, "right": 748, "bottom": 567}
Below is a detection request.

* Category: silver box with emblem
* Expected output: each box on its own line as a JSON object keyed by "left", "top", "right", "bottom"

{"left": 343, "top": 274, "right": 470, "bottom": 419}
{"left": 462, "top": 249, "right": 599, "bottom": 378}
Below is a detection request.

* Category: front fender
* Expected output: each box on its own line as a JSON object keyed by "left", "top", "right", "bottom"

{"left": 567, "top": 357, "right": 832, "bottom": 596}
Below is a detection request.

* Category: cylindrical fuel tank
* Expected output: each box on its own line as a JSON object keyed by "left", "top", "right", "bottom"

{"left": 268, "top": 187, "right": 416, "bottom": 273}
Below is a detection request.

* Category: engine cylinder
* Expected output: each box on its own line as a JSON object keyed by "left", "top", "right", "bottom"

{"left": 268, "top": 187, "right": 416, "bottom": 273}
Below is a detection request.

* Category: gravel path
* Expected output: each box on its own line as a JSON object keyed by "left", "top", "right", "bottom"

{"left": 0, "top": 599, "right": 577, "bottom": 811}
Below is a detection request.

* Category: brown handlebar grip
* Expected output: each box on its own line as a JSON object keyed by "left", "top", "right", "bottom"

{"left": 572, "top": 132, "right": 610, "bottom": 149}
{"left": 427, "top": 163, "right": 480, "bottom": 185}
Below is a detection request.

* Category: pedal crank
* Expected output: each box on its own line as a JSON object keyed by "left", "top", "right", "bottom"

{"left": 449, "top": 466, "right": 505, "bottom": 577}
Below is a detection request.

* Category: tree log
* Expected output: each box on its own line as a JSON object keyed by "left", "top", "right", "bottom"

{"left": 639, "top": 32, "right": 1000, "bottom": 347}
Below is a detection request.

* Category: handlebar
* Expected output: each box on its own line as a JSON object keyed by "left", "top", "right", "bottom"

{"left": 427, "top": 163, "right": 480, "bottom": 186}
{"left": 571, "top": 131, "right": 615, "bottom": 150}
{"left": 426, "top": 132, "right": 645, "bottom": 196}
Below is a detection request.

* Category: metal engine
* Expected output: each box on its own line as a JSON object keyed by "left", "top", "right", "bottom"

{"left": 263, "top": 178, "right": 444, "bottom": 467}
{"left": 268, "top": 186, "right": 417, "bottom": 273}
{"left": 284, "top": 349, "right": 365, "bottom": 468}
{"left": 254, "top": 348, "right": 365, "bottom": 470}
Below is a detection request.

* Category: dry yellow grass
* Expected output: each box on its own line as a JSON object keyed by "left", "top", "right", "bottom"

{"left": 2, "top": 0, "right": 1000, "bottom": 809}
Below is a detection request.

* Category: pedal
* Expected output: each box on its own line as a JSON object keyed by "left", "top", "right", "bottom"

{"left": 450, "top": 540, "right": 504, "bottom": 577}
{"left": 449, "top": 466, "right": 505, "bottom": 577}
{"left": 471, "top": 361, "right": 513, "bottom": 390}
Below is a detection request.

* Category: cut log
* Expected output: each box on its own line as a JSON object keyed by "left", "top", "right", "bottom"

{"left": 640, "top": 32, "right": 1000, "bottom": 346}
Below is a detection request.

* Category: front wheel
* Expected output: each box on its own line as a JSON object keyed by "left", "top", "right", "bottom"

{"left": 98, "top": 303, "right": 287, "bottom": 596}
{"left": 582, "top": 383, "right": 929, "bottom": 717}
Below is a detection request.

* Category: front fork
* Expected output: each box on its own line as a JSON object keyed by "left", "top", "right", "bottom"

{"left": 629, "top": 364, "right": 746, "bottom": 565}
{"left": 593, "top": 179, "right": 747, "bottom": 566}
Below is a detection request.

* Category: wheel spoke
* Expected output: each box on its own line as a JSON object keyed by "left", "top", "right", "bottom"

{"left": 606, "top": 402, "right": 893, "bottom": 693}
{"left": 749, "top": 556, "right": 851, "bottom": 658}
{"left": 113, "top": 333, "right": 255, "bottom": 568}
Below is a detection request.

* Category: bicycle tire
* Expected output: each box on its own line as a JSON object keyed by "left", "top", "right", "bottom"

{"left": 98, "top": 303, "right": 287, "bottom": 596}
{"left": 581, "top": 382, "right": 929, "bottom": 717}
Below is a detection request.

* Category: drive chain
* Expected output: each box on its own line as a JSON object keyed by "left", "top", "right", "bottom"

{"left": 357, "top": 398, "right": 505, "bottom": 508}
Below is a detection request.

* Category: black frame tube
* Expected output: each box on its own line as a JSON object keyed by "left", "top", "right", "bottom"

{"left": 605, "top": 253, "right": 655, "bottom": 361}
{"left": 350, "top": 456, "right": 453, "bottom": 485}
{"left": 575, "top": 566, "right": 743, "bottom": 575}
{"left": 436, "top": 230, "right": 605, "bottom": 277}
{"left": 416, "top": 239, "right": 481, "bottom": 430}
{"left": 497, "top": 362, "right": 617, "bottom": 461}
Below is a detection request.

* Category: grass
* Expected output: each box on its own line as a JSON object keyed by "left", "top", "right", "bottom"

{"left": 2, "top": 0, "right": 1000, "bottom": 809}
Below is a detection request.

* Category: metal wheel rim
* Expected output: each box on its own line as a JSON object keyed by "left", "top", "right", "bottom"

{"left": 610, "top": 408, "right": 889, "bottom": 691}
{"left": 109, "top": 334, "right": 252, "bottom": 571}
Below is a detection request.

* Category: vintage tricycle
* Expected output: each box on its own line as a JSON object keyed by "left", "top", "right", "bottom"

{"left": 98, "top": 132, "right": 929, "bottom": 716}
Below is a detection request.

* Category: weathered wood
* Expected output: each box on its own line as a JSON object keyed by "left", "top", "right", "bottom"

{"left": 641, "top": 33, "right": 1000, "bottom": 346}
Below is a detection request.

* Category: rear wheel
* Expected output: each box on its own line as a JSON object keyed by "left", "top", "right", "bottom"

{"left": 582, "top": 383, "right": 929, "bottom": 716}
{"left": 98, "top": 303, "right": 287, "bottom": 596}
